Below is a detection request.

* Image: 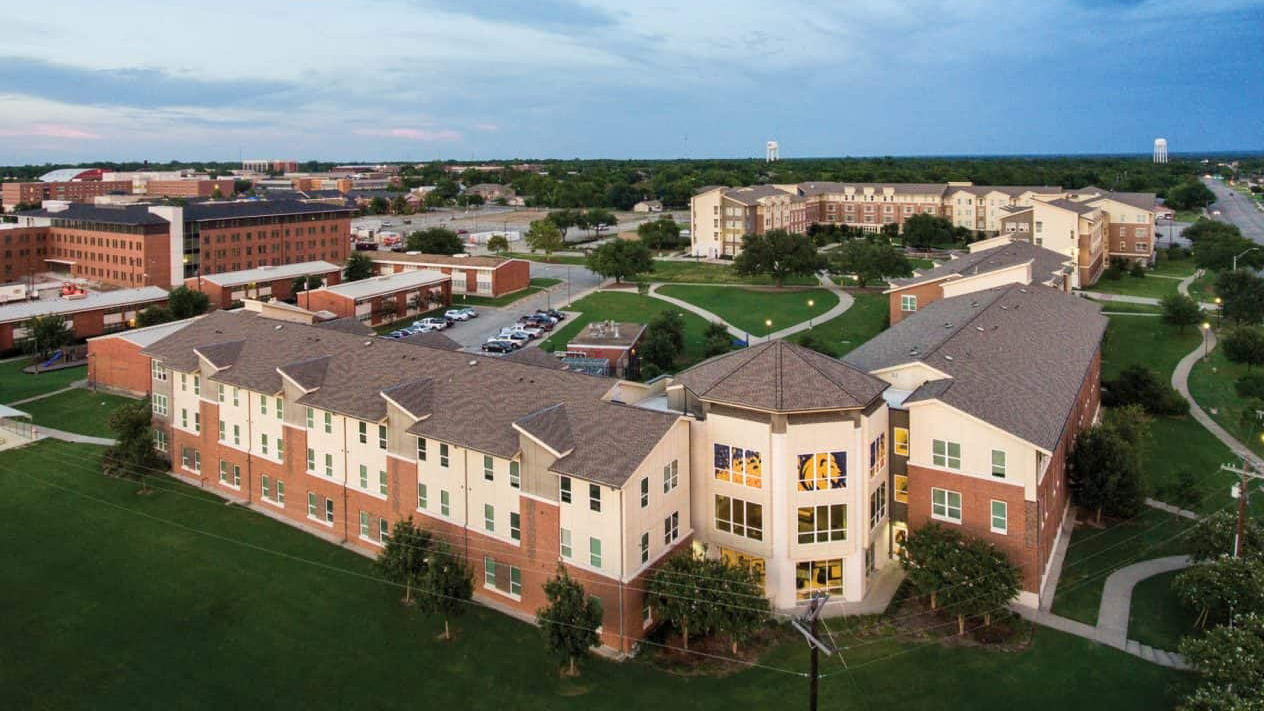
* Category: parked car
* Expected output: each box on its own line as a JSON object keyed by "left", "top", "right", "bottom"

{"left": 405, "top": 322, "right": 434, "bottom": 334}
{"left": 512, "top": 325, "right": 543, "bottom": 339}
{"left": 484, "top": 337, "right": 522, "bottom": 351}
{"left": 520, "top": 316, "right": 554, "bottom": 331}
{"left": 445, "top": 309, "right": 472, "bottom": 321}
{"left": 456, "top": 307, "right": 478, "bottom": 319}
{"left": 419, "top": 317, "right": 449, "bottom": 330}
{"left": 481, "top": 340, "right": 515, "bottom": 354}
{"left": 537, "top": 309, "right": 564, "bottom": 321}
{"left": 386, "top": 330, "right": 410, "bottom": 339}
{"left": 496, "top": 330, "right": 531, "bottom": 345}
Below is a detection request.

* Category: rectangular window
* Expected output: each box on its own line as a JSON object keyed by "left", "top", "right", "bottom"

{"left": 510, "top": 511, "right": 520, "bottom": 541}
{"left": 797, "top": 504, "right": 847, "bottom": 543}
{"left": 589, "top": 537, "right": 602, "bottom": 568}
{"left": 483, "top": 455, "right": 494, "bottom": 482}
{"left": 151, "top": 361, "right": 167, "bottom": 381}
{"left": 484, "top": 556, "right": 496, "bottom": 588}
{"left": 180, "top": 408, "right": 188, "bottom": 429}
{"left": 417, "top": 482, "right": 427, "bottom": 510}
{"left": 509, "top": 461, "right": 520, "bottom": 489}
{"left": 484, "top": 504, "right": 494, "bottom": 532}
{"left": 358, "top": 421, "right": 367, "bottom": 444}
{"left": 275, "top": 480, "right": 284, "bottom": 504}
{"left": 440, "top": 490, "right": 450, "bottom": 516}
{"left": 796, "top": 559, "right": 843, "bottom": 600}
{"left": 305, "top": 407, "right": 314, "bottom": 429}
{"left": 323, "top": 411, "right": 331, "bottom": 434}
{"left": 715, "top": 495, "right": 764, "bottom": 541}
{"left": 589, "top": 483, "right": 601, "bottom": 512}
{"left": 894, "top": 427, "right": 909, "bottom": 457}
{"left": 325, "top": 498, "right": 334, "bottom": 523}
{"left": 561, "top": 528, "right": 573, "bottom": 558}
{"left": 932, "top": 439, "right": 961, "bottom": 470}
{"left": 439, "top": 443, "right": 449, "bottom": 467}
{"left": 359, "top": 511, "right": 370, "bottom": 538}
{"left": 153, "top": 429, "right": 168, "bottom": 453}
{"left": 416, "top": 437, "right": 427, "bottom": 461}
{"left": 713, "top": 443, "right": 763, "bottom": 488}
{"left": 663, "top": 459, "right": 678, "bottom": 492}
{"left": 218, "top": 420, "right": 225, "bottom": 441}
{"left": 869, "top": 433, "right": 887, "bottom": 476}
{"left": 796, "top": 451, "right": 846, "bottom": 491}
{"left": 262, "top": 476, "right": 272, "bottom": 500}
{"left": 324, "top": 453, "right": 333, "bottom": 478}
{"left": 378, "top": 425, "right": 387, "bottom": 450}
{"left": 379, "top": 470, "right": 388, "bottom": 497}
{"left": 306, "top": 448, "right": 315, "bottom": 472}
{"left": 560, "top": 476, "right": 572, "bottom": 503}
{"left": 260, "top": 433, "right": 268, "bottom": 456}
{"left": 218, "top": 384, "right": 225, "bottom": 403}
{"left": 260, "top": 398, "right": 267, "bottom": 417}
{"left": 640, "top": 476, "right": 649, "bottom": 508}
{"left": 233, "top": 424, "right": 240, "bottom": 446}
{"left": 901, "top": 294, "right": 917, "bottom": 312}
{"left": 359, "top": 464, "right": 368, "bottom": 489}
{"left": 640, "top": 531, "right": 650, "bottom": 563}
{"left": 869, "top": 482, "right": 887, "bottom": 529}
{"left": 991, "top": 449, "right": 1007, "bottom": 478}
{"left": 152, "top": 394, "right": 168, "bottom": 416}
{"left": 275, "top": 398, "right": 283, "bottom": 420}
{"left": 308, "top": 492, "right": 317, "bottom": 518}
{"left": 276, "top": 437, "right": 283, "bottom": 462}
{"left": 232, "top": 388, "right": 239, "bottom": 407}
{"left": 991, "top": 500, "right": 1008, "bottom": 534}
{"left": 894, "top": 474, "right": 909, "bottom": 503}
{"left": 219, "top": 460, "right": 228, "bottom": 483}
{"left": 664, "top": 511, "right": 679, "bottom": 545}
{"left": 932, "top": 488, "right": 963, "bottom": 523}
{"left": 380, "top": 518, "right": 389, "bottom": 542}
{"left": 193, "top": 375, "right": 200, "bottom": 396}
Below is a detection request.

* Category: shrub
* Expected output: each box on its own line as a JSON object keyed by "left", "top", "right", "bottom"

{"left": 1103, "top": 364, "right": 1189, "bottom": 416}
{"left": 1236, "top": 372, "right": 1264, "bottom": 400}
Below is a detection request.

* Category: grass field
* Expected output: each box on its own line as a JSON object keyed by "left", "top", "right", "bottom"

{"left": 1087, "top": 274, "right": 1181, "bottom": 300}
{"left": 0, "top": 439, "right": 1187, "bottom": 711}
{"left": 646, "top": 260, "right": 819, "bottom": 287}
{"left": 1092, "top": 302, "right": 1163, "bottom": 315}
{"left": 17, "top": 388, "right": 137, "bottom": 437}
{"left": 791, "top": 292, "right": 889, "bottom": 357}
{"left": 655, "top": 285, "right": 838, "bottom": 337}
{"left": 1148, "top": 256, "right": 1196, "bottom": 278}
{"left": 1188, "top": 342, "right": 1264, "bottom": 460}
{"left": 1128, "top": 570, "right": 1195, "bottom": 651}
{"left": 0, "top": 360, "right": 87, "bottom": 404}
{"left": 539, "top": 292, "right": 713, "bottom": 371}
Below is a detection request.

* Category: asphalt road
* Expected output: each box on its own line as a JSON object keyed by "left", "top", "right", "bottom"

{"left": 447, "top": 260, "right": 603, "bottom": 351}
{"left": 1203, "top": 177, "right": 1264, "bottom": 243}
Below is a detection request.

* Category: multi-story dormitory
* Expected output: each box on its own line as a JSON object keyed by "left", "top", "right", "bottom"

{"left": 690, "top": 181, "right": 1158, "bottom": 288}
{"left": 126, "top": 276, "right": 1104, "bottom": 652}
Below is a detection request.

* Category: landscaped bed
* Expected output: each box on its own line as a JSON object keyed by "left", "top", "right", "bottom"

{"left": 655, "top": 285, "right": 838, "bottom": 337}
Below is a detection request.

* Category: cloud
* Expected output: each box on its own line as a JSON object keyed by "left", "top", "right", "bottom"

{"left": 0, "top": 123, "right": 101, "bottom": 139}
{"left": 474, "top": 123, "right": 499, "bottom": 132}
{"left": 354, "top": 127, "right": 463, "bottom": 142}
{"left": 0, "top": 56, "right": 292, "bottom": 109}
{"left": 418, "top": 0, "right": 616, "bottom": 30}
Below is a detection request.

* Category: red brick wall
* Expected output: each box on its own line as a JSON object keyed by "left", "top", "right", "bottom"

{"left": 145, "top": 179, "right": 235, "bottom": 198}
{"left": 888, "top": 281, "right": 944, "bottom": 325}
{"left": 196, "top": 215, "right": 350, "bottom": 276}
{"left": 1106, "top": 224, "right": 1154, "bottom": 261}
{"left": 41, "top": 224, "right": 169, "bottom": 287}
{"left": 0, "top": 226, "right": 49, "bottom": 283}
{"left": 297, "top": 290, "right": 352, "bottom": 318}
{"left": 88, "top": 336, "right": 151, "bottom": 396}
{"left": 494, "top": 260, "right": 531, "bottom": 296}
{"left": 0, "top": 323, "right": 14, "bottom": 351}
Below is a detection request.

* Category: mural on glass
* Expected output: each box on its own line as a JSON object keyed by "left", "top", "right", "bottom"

{"left": 797, "top": 451, "right": 846, "bottom": 491}
{"left": 714, "top": 443, "right": 762, "bottom": 488}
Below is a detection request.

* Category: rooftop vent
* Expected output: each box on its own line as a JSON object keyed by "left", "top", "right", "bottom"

{"left": 363, "top": 340, "right": 372, "bottom": 346}
{"left": 274, "top": 324, "right": 283, "bottom": 330}
{"left": 975, "top": 326, "right": 985, "bottom": 332}
{"left": 944, "top": 354, "right": 954, "bottom": 361}
{"left": 468, "top": 360, "right": 477, "bottom": 367}
{"left": 943, "top": 322, "right": 953, "bottom": 329}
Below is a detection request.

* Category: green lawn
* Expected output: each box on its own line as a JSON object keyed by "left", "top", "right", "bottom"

{"left": 531, "top": 277, "right": 563, "bottom": 288}
{"left": 1185, "top": 271, "right": 1217, "bottom": 304}
{"left": 0, "top": 440, "right": 1187, "bottom": 711}
{"left": 655, "top": 285, "right": 838, "bottom": 337}
{"left": 791, "top": 292, "right": 890, "bottom": 357}
{"left": 455, "top": 286, "right": 543, "bottom": 308}
{"left": 1128, "top": 570, "right": 1195, "bottom": 651}
{"left": 1188, "top": 342, "right": 1264, "bottom": 460}
{"left": 1091, "top": 302, "right": 1162, "bottom": 315}
{"left": 539, "top": 292, "right": 714, "bottom": 372}
{"left": 1087, "top": 274, "right": 1180, "bottom": 300}
{"left": 1148, "top": 255, "right": 1196, "bottom": 278}
{"left": 910, "top": 258, "right": 937, "bottom": 270}
{"left": 0, "top": 360, "right": 87, "bottom": 404}
{"left": 1172, "top": 209, "right": 1203, "bottom": 223}
{"left": 647, "top": 260, "right": 819, "bottom": 287}
{"left": 1101, "top": 312, "right": 1202, "bottom": 381}
{"left": 17, "top": 388, "right": 137, "bottom": 438}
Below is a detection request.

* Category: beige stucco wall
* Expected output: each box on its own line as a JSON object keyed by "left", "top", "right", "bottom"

{"left": 906, "top": 400, "right": 1038, "bottom": 502}
{"left": 689, "top": 188, "right": 724, "bottom": 257}
{"left": 939, "top": 261, "right": 1033, "bottom": 299}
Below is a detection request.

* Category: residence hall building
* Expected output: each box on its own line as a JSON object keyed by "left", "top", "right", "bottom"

{"left": 689, "top": 182, "right": 1156, "bottom": 286}
{"left": 843, "top": 283, "right": 1106, "bottom": 607}
{"left": 1, "top": 168, "right": 132, "bottom": 210}
{"left": 143, "top": 179, "right": 236, "bottom": 198}
{"left": 885, "top": 236, "right": 1073, "bottom": 325}
{"left": 185, "top": 261, "right": 342, "bottom": 310}
{"left": 297, "top": 269, "right": 451, "bottom": 326}
{"left": 141, "top": 309, "right": 691, "bottom": 653}
{"left": 366, "top": 251, "right": 530, "bottom": 298}
{"left": 11, "top": 200, "right": 354, "bottom": 288}
{"left": 0, "top": 286, "right": 167, "bottom": 352}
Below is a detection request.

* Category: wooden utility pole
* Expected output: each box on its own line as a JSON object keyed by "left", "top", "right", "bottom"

{"left": 1220, "top": 457, "right": 1264, "bottom": 557}
{"left": 791, "top": 593, "right": 834, "bottom": 711}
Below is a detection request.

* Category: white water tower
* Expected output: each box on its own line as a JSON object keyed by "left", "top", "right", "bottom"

{"left": 766, "top": 140, "right": 779, "bottom": 162}
{"left": 1153, "top": 138, "right": 1168, "bottom": 164}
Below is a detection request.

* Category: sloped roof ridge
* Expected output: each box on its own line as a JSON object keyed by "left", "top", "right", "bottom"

{"left": 786, "top": 342, "right": 868, "bottom": 405}
{"left": 920, "top": 284, "right": 1017, "bottom": 360}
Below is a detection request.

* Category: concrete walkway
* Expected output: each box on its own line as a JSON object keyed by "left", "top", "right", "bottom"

{"left": 32, "top": 425, "right": 116, "bottom": 446}
{"left": 1171, "top": 328, "right": 1255, "bottom": 459}
{"left": 1079, "top": 291, "right": 1161, "bottom": 306}
{"left": 5, "top": 380, "right": 87, "bottom": 406}
{"left": 1145, "top": 498, "right": 1201, "bottom": 520}
{"left": 646, "top": 277, "right": 854, "bottom": 344}
{"left": 1097, "top": 556, "right": 1192, "bottom": 649}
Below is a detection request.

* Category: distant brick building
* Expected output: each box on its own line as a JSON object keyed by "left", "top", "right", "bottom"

{"left": 562, "top": 321, "right": 646, "bottom": 378}
{"left": 144, "top": 179, "right": 236, "bottom": 198}
{"left": 298, "top": 270, "right": 450, "bottom": 326}
{"left": 0, "top": 286, "right": 168, "bottom": 352}
{"left": 186, "top": 261, "right": 342, "bottom": 310}
{"left": 367, "top": 251, "right": 529, "bottom": 297}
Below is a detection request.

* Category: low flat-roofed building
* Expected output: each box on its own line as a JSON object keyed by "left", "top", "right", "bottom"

{"left": 367, "top": 250, "right": 529, "bottom": 297}
{"left": 0, "top": 285, "right": 169, "bottom": 351}
{"left": 185, "top": 260, "right": 342, "bottom": 309}
{"left": 87, "top": 316, "right": 202, "bottom": 396}
{"left": 297, "top": 269, "right": 450, "bottom": 325}
{"left": 562, "top": 320, "right": 646, "bottom": 378}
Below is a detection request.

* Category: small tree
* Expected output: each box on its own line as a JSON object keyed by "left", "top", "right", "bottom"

{"left": 291, "top": 276, "right": 308, "bottom": 296}
{"left": 585, "top": 239, "right": 653, "bottom": 284}
{"left": 939, "top": 537, "right": 1021, "bottom": 632}
{"left": 525, "top": 218, "right": 565, "bottom": 260}
{"left": 306, "top": 274, "right": 325, "bottom": 291}
{"left": 344, "top": 252, "right": 374, "bottom": 281}
{"left": 648, "top": 554, "right": 716, "bottom": 650}
{"left": 1235, "top": 371, "right": 1264, "bottom": 400}
{"left": 167, "top": 286, "right": 211, "bottom": 319}
{"left": 637, "top": 216, "right": 681, "bottom": 250}
{"left": 102, "top": 398, "right": 165, "bottom": 492}
{"left": 1178, "top": 613, "right": 1264, "bottom": 710}
{"left": 1214, "top": 269, "right": 1264, "bottom": 325}
{"left": 711, "top": 558, "right": 770, "bottom": 654}
{"left": 417, "top": 540, "right": 473, "bottom": 640}
{"left": 537, "top": 564, "right": 603, "bottom": 676}
{"left": 647, "top": 310, "right": 685, "bottom": 353}
{"left": 732, "top": 230, "right": 824, "bottom": 287}
{"left": 828, "top": 238, "right": 913, "bottom": 287}
{"left": 901, "top": 213, "right": 955, "bottom": 250}
{"left": 794, "top": 331, "right": 837, "bottom": 357}
{"left": 374, "top": 517, "right": 432, "bottom": 605}
{"left": 1068, "top": 422, "right": 1145, "bottom": 523}
{"left": 406, "top": 227, "right": 465, "bottom": 255}
{"left": 22, "top": 313, "right": 72, "bottom": 361}
{"left": 486, "top": 234, "right": 510, "bottom": 254}
{"left": 1159, "top": 293, "right": 1203, "bottom": 333}
{"left": 135, "top": 305, "right": 174, "bottom": 327}
{"left": 584, "top": 208, "right": 617, "bottom": 236}
{"left": 1222, "top": 327, "right": 1264, "bottom": 369}
{"left": 1186, "top": 510, "right": 1264, "bottom": 563}
{"left": 1103, "top": 364, "right": 1189, "bottom": 416}
{"left": 898, "top": 523, "right": 965, "bottom": 611}
{"left": 702, "top": 321, "right": 731, "bottom": 358}
{"left": 1173, "top": 557, "right": 1264, "bottom": 629}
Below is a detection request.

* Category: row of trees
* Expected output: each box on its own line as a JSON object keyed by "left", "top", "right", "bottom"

{"left": 899, "top": 523, "right": 1022, "bottom": 635}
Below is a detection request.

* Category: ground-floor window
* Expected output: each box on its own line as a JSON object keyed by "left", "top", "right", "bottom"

{"left": 483, "top": 556, "right": 522, "bottom": 597}
{"left": 719, "top": 547, "right": 766, "bottom": 587}
{"left": 990, "top": 500, "right": 1008, "bottom": 535}
{"left": 153, "top": 429, "right": 168, "bottom": 453}
{"left": 931, "top": 488, "right": 962, "bottom": 524}
{"left": 796, "top": 559, "right": 843, "bottom": 600}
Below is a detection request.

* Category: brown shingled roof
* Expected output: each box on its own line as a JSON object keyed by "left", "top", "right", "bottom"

{"left": 514, "top": 403, "right": 576, "bottom": 455}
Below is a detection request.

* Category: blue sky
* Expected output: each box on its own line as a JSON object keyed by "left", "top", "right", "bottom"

{"left": 0, "top": 0, "right": 1260, "bottom": 162}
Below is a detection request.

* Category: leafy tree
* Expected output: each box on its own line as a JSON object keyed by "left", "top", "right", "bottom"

{"left": 586, "top": 239, "right": 653, "bottom": 284}
{"left": 1173, "top": 557, "right": 1264, "bottom": 629}
{"left": 647, "top": 554, "right": 718, "bottom": 650}
{"left": 406, "top": 227, "right": 464, "bottom": 255}
{"left": 794, "top": 331, "right": 837, "bottom": 357}
{"left": 390, "top": 195, "right": 408, "bottom": 214}
{"left": 828, "top": 239, "right": 913, "bottom": 287}
{"left": 306, "top": 274, "right": 325, "bottom": 290}
{"left": 344, "top": 252, "right": 374, "bottom": 281}
{"left": 374, "top": 517, "right": 432, "bottom": 605}
{"left": 899, "top": 524, "right": 1020, "bottom": 634}
{"left": 525, "top": 218, "right": 565, "bottom": 260}
{"left": 880, "top": 222, "right": 900, "bottom": 240}
{"left": 232, "top": 178, "right": 252, "bottom": 194}
{"left": 898, "top": 523, "right": 965, "bottom": 611}
{"left": 702, "top": 321, "right": 731, "bottom": 358}
{"left": 1184, "top": 218, "right": 1243, "bottom": 244}
{"left": 640, "top": 311, "right": 685, "bottom": 373}
{"left": 1216, "top": 270, "right": 1264, "bottom": 325}
{"left": 135, "top": 305, "right": 174, "bottom": 327}
{"left": 536, "top": 564, "right": 603, "bottom": 676}
{"left": 1068, "top": 422, "right": 1145, "bottom": 523}
{"left": 167, "top": 285, "right": 210, "bottom": 319}
{"left": 732, "top": 230, "right": 824, "bottom": 287}
{"left": 547, "top": 209, "right": 579, "bottom": 237}
{"left": 1236, "top": 372, "right": 1264, "bottom": 400}
{"left": 584, "top": 208, "right": 617, "bottom": 236}
{"left": 1194, "top": 229, "right": 1264, "bottom": 272}
{"left": 648, "top": 310, "right": 685, "bottom": 353}
{"left": 1186, "top": 510, "right": 1264, "bottom": 563}
{"left": 1178, "top": 613, "right": 1264, "bottom": 711}
{"left": 1222, "top": 327, "right": 1264, "bottom": 369}
{"left": 1102, "top": 364, "right": 1189, "bottom": 416}
{"left": 637, "top": 216, "right": 682, "bottom": 250}
{"left": 1164, "top": 179, "right": 1216, "bottom": 211}
{"left": 710, "top": 558, "right": 770, "bottom": 654}
{"left": 1129, "top": 261, "right": 1146, "bottom": 278}
{"left": 486, "top": 234, "right": 510, "bottom": 254}
{"left": 291, "top": 276, "right": 308, "bottom": 296}
{"left": 22, "top": 313, "right": 72, "bottom": 361}
{"left": 1160, "top": 294, "right": 1203, "bottom": 333}
{"left": 102, "top": 397, "right": 165, "bottom": 492}
{"left": 901, "top": 213, "right": 955, "bottom": 250}
{"left": 370, "top": 195, "right": 390, "bottom": 214}
{"left": 417, "top": 540, "right": 473, "bottom": 640}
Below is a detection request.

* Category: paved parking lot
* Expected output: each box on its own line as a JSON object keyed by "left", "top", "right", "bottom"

{"left": 445, "top": 261, "right": 603, "bottom": 351}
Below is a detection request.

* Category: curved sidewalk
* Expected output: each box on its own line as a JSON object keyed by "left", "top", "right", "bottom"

{"left": 1097, "top": 555, "right": 1191, "bottom": 648}
{"left": 1172, "top": 328, "right": 1254, "bottom": 459}
{"left": 645, "top": 280, "right": 854, "bottom": 344}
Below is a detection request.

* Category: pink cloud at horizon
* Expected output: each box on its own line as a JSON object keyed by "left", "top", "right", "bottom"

{"left": 0, "top": 124, "right": 102, "bottom": 140}
{"left": 354, "top": 127, "right": 461, "bottom": 141}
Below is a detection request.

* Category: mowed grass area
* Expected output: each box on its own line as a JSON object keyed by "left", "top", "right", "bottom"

{"left": 655, "top": 285, "right": 838, "bottom": 337}
{"left": 1185, "top": 270, "right": 1217, "bottom": 304}
{"left": 1148, "top": 255, "right": 1197, "bottom": 278}
{"left": 0, "top": 359, "right": 86, "bottom": 404}
{"left": 18, "top": 388, "right": 138, "bottom": 438}
{"left": 1188, "top": 342, "right": 1264, "bottom": 460}
{"left": 647, "top": 260, "right": 819, "bottom": 287}
{"left": 1091, "top": 301, "right": 1163, "bottom": 315}
{"left": 539, "top": 292, "right": 713, "bottom": 370}
{"left": 0, "top": 440, "right": 1187, "bottom": 711}
{"left": 1087, "top": 273, "right": 1181, "bottom": 300}
{"left": 1128, "top": 570, "right": 1195, "bottom": 651}
{"left": 792, "top": 292, "right": 890, "bottom": 357}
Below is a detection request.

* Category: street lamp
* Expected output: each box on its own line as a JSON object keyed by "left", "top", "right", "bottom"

{"left": 1233, "top": 247, "right": 1260, "bottom": 272}
{"left": 808, "top": 299, "right": 815, "bottom": 328}
{"left": 1203, "top": 322, "right": 1212, "bottom": 358}
{"left": 1215, "top": 297, "right": 1223, "bottom": 326}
